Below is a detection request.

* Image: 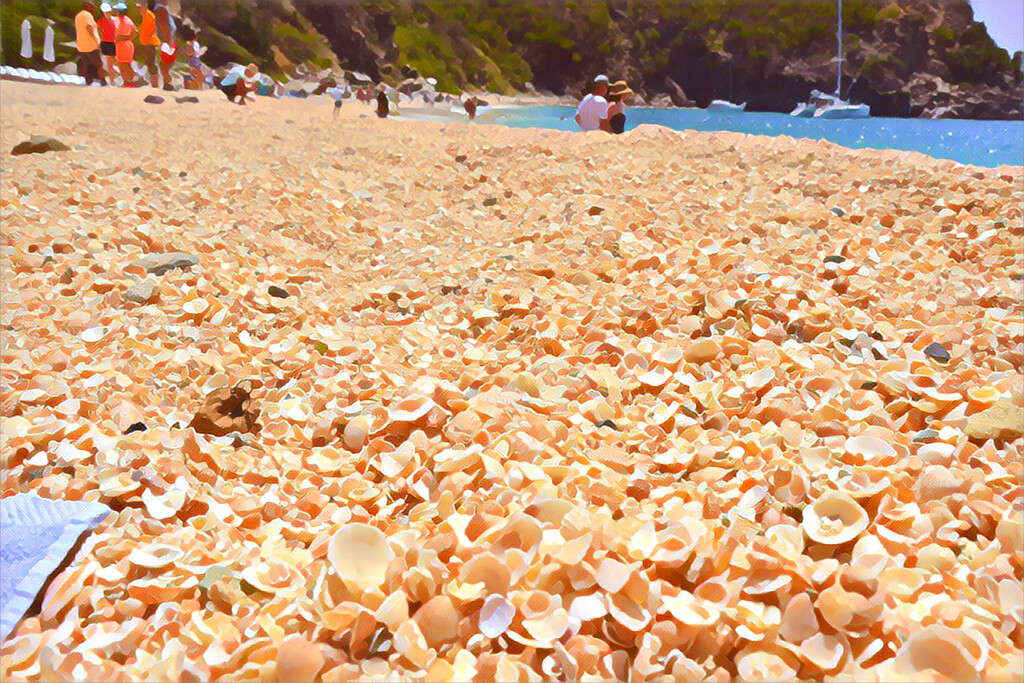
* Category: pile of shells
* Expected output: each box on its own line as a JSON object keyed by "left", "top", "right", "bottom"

{"left": 0, "top": 81, "right": 1021, "bottom": 682}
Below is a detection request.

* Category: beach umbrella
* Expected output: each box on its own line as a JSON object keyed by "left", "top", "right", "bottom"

{"left": 346, "top": 71, "right": 372, "bottom": 84}
{"left": 426, "top": 77, "right": 437, "bottom": 86}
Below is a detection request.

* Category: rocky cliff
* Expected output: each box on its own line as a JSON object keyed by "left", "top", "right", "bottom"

{"left": 3, "top": 0, "right": 1021, "bottom": 119}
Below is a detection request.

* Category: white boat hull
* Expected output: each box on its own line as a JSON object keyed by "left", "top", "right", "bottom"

{"left": 707, "top": 100, "right": 746, "bottom": 113}
{"left": 790, "top": 103, "right": 815, "bottom": 117}
{"left": 814, "top": 103, "right": 870, "bottom": 118}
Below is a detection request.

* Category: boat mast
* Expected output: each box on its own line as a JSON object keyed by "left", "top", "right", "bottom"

{"left": 836, "top": 0, "right": 843, "bottom": 96}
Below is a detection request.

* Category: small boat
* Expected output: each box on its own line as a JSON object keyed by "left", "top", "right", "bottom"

{"left": 792, "top": 89, "right": 869, "bottom": 118}
{"left": 791, "top": 0, "right": 870, "bottom": 119}
{"left": 707, "top": 61, "right": 745, "bottom": 113}
{"left": 707, "top": 99, "right": 746, "bottom": 113}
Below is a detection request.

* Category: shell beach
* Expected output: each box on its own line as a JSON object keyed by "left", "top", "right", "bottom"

{"left": 1, "top": 81, "right": 1022, "bottom": 682}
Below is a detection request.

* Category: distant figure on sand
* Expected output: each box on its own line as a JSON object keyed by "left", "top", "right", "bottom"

{"left": 464, "top": 96, "right": 478, "bottom": 121}
{"left": 218, "top": 63, "right": 260, "bottom": 105}
{"left": 376, "top": 86, "right": 389, "bottom": 118}
{"left": 575, "top": 74, "right": 610, "bottom": 132}
{"left": 97, "top": 3, "right": 117, "bottom": 85}
{"left": 111, "top": 3, "right": 137, "bottom": 87}
{"left": 75, "top": 1, "right": 106, "bottom": 86}
{"left": 328, "top": 84, "right": 345, "bottom": 117}
{"left": 181, "top": 25, "right": 206, "bottom": 90}
{"left": 137, "top": 0, "right": 162, "bottom": 87}
{"left": 606, "top": 81, "right": 632, "bottom": 134}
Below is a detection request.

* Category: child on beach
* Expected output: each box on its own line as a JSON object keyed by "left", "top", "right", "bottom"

{"left": 327, "top": 84, "right": 345, "bottom": 117}
{"left": 218, "top": 63, "right": 260, "bottom": 105}
{"left": 181, "top": 26, "right": 207, "bottom": 90}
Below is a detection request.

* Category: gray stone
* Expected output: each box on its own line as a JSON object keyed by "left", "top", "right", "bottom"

{"left": 353, "top": 189, "right": 373, "bottom": 200}
{"left": 268, "top": 285, "right": 290, "bottom": 299}
{"left": 131, "top": 252, "right": 199, "bottom": 276}
{"left": 125, "top": 279, "right": 158, "bottom": 304}
{"left": 143, "top": 95, "right": 164, "bottom": 104}
{"left": 830, "top": 207, "right": 846, "bottom": 217}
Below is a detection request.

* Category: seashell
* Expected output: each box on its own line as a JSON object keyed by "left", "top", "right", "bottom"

{"left": 843, "top": 435, "right": 896, "bottom": 462}
{"left": 893, "top": 625, "right": 989, "bottom": 682}
{"left": 388, "top": 395, "right": 436, "bottom": 423}
{"left": 914, "top": 465, "right": 965, "bottom": 502}
{"left": 413, "top": 595, "right": 461, "bottom": 648}
{"left": 735, "top": 645, "right": 799, "bottom": 682}
{"left": 779, "top": 592, "right": 818, "bottom": 644}
{"left": 328, "top": 523, "right": 395, "bottom": 592}
{"left": 652, "top": 347, "right": 684, "bottom": 369}
{"left": 459, "top": 553, "right": 511, "bottom": 594}
{"left": 241, "top": 561, "right": 304, "bottom": 598}
{"left": 801, "top": 491, "right": 868, "bottom": 545}
{"left": 127, "top": 575, "right": 199, "bottom": 604}
{"left": 815, "top": 566, "right": 884, "bottom": 632}
{"left": 684, "top": 338, "right": 721, "bottom": 364}
{"left": 275, "top": 635, "right": 324, "bottom": 683}
{"left": 128, "top": 543, "right": 184, "bottom": 569}
{"left": 343, "top": 415, "right": 372, "bottom": 451}
{"left": 799, "top": 633, "right": 847, "bottom": 672}
{"left": 479, "top": 594, "right": 514, "bottom": 638}
{"left": 663, "top": 591, "right": 720, "bottom": 626}
{"left": 637, "top": 366, "right": 671, "bottom": 390}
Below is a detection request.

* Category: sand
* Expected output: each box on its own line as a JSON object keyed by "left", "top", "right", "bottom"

{"left": 1, "top": 80, "right": 1022, "bottom": 682}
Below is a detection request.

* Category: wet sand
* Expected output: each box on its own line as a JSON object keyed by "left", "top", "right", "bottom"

{"left": 1, "top": 81, "right": 1022, "bottom": 682}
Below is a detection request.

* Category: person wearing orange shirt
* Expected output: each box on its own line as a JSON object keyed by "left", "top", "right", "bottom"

{"left": 137, "top": 0, "right": 161, "bottom": 87}
{"left": 74, "top": 1, "right": 105, "bottom": 86}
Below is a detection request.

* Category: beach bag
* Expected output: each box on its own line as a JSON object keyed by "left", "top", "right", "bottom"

{"left": 160, "top": 41, "right": 177, "bottom": 64}
{"left": 188, "top": 381, "right": 259, "bottom": 437}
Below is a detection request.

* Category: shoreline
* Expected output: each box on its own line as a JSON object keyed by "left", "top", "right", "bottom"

{"left": 3, "top": 73, "right": 1024, "bottom": 122}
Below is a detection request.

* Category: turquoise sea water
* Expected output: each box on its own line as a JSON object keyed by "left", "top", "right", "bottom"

{"left": 489, "top": 106, "right": 1024, "bottom": 169}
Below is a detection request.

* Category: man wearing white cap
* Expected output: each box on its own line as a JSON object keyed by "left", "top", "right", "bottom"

{"left": 575, "top": 74, "right": 610, "bottom": 132}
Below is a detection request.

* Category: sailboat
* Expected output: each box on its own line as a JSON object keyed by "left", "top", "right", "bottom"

{"left": 707, "top": 60, "right": 746, "bottom": 112}
{"left": 790, "top": 0, "right": 870, "bottom": 118}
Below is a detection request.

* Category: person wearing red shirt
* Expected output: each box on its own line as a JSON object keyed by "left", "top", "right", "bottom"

{"left": 96, "top": 3, "right": 117, "bottom": 84}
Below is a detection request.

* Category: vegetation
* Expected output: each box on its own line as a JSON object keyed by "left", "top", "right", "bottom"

{"left": 1, "top": 0, "right": 1019, "bottom": 117}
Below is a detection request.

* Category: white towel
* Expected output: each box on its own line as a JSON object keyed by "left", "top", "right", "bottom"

{"left": 43, "top": 25, "right": 55, "bottom": 62}
{"left": 20, "top": 19, "right": 32, "bottom": 59}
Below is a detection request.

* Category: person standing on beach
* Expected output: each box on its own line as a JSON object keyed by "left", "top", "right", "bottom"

{"left": 137, "top": 0, "right": 161, "bottom": 87}
{"left": 575, "top": 74, "right": 610, "bottom": 132}
{"left": 75, "top": 1, "right": 105, "bottom": 86}
{"left": 111, "top": 3, "right": 137, "bottom": 87}
{"left": 464, "top": 96, "right": 478, "bottom": 121}
{"left": 154, "top": 0, "right": 176, "bottom": 90}
{"left": 376, "top": 86, "right": 389, "bottom": 118}
{"left": 327, "top": 83, "right": 345, "bottom": 118}
{"left": 96, "top": 3, "right": 118, "bottom": 84}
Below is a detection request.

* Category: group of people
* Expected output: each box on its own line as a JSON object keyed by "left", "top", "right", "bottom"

{"left": 575, "top": 74, "right": 633, "bottom": 134}
{"left": 74, "top": 0, "right": 176, "bottom": 89}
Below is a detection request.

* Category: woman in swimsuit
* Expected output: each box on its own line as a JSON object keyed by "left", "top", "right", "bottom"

{"left": 606, "top": 81, "right": 633, "bottom": 135}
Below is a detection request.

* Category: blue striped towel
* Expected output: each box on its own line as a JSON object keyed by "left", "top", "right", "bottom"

{"left": 1, "top": 494, "right": 110, "bottom": 642}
